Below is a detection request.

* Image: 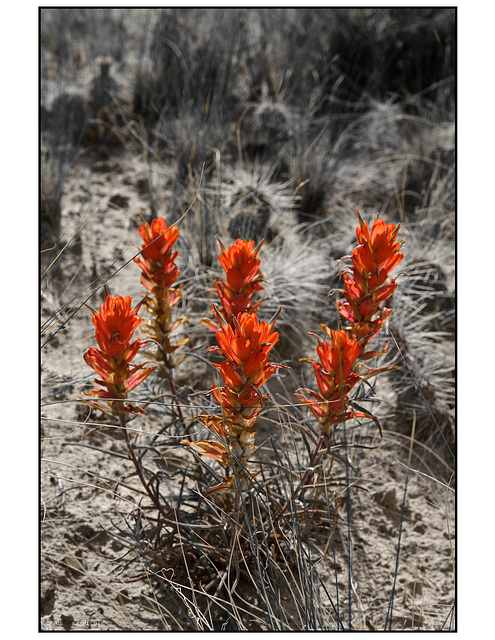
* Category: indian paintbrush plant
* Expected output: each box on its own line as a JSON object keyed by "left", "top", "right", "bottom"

{"left": 83, "top": 295, "right": 173, "bottom": 519}
{"left": 336, "top": 211, "right": 404, "bottom": 359}
{"left": 185, "top": 237, "right": 282, "bottom": 496}
{"left": 295, "top": 211, "right": 404, "bottom": 498}
{"left": 41, "top": 8, "right": 455, "bottom": 627}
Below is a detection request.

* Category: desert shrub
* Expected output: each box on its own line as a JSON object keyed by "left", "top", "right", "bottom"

{"left": 41, "top": 8, "right": 129, "bottom": 73}
{"left": 41, "top": 8, "right": 89, "bottom": 71}
{"left": 386, "top": 224, "right": 455, "bottom": 467}
{"left": 134, "top": 9, "right": 245, "bottom": 123}
{"left": 326, "top": 8, "right": 455, "bottom": 106}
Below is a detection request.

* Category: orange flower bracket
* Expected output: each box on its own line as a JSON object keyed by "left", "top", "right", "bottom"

{"left": 296, "top": 328, "right": 372, "bottom": 437}
{"left": 336, "top": 210, "right": 404, "bottom": 359}
{"left": 202, "top": 237, "right": 265, "bottom": 332}
{"left": 134, "top": 215, "right": 189, "bottom": 377}
{"left": 83, "top": 295, "right": 155, "bottom": 415}
{"left": 183, "top": 306, "right": 282, "bottom": 496}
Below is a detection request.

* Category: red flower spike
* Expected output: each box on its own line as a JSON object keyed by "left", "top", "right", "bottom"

{"left": 296, "top": 328, "right": 365, "bottom": 433}
{"left": 83, "top": 295, "right": 155, "bottom": 414}
{"left": 215, "top": 312, "right": 279, "bottom": 387}
{"left": 134, "top": 216, "right": 181, "bottom": 292}
{"left": 187, "top": 235, "right": 278, "bottom": 495}
{"left": 217, "top": 238, "right": 264, "bottom": 291}
{"left": 203, "top": 238, "right": 265, "bottom": 331}
{"left": 134, "top": 215, "right": 189, "bottom": 373}
{"left": 336, "top": 211, "right": 404, "bottom": 357}
{"left": 90, "top": 295, "right": 141, "bottom": 358}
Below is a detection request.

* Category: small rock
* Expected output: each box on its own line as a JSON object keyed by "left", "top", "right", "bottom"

{"left": 75, "top": 524, "right": 95, "bottom": 540}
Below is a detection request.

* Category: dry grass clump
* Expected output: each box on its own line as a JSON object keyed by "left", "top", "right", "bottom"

{"left": 385, "top": 227, "right": 455, "bottom": 468}
{"left": 282, "top": 126, "right": 338, "bottom": 223}
{"left": 213, "top": 163, "right": 297, "bottom": 242}
{"left": 174, "top": 179, "right": 221, "bottom": 271}
{"left": 170, "top": 110, "right": 232, "bottom": 186}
